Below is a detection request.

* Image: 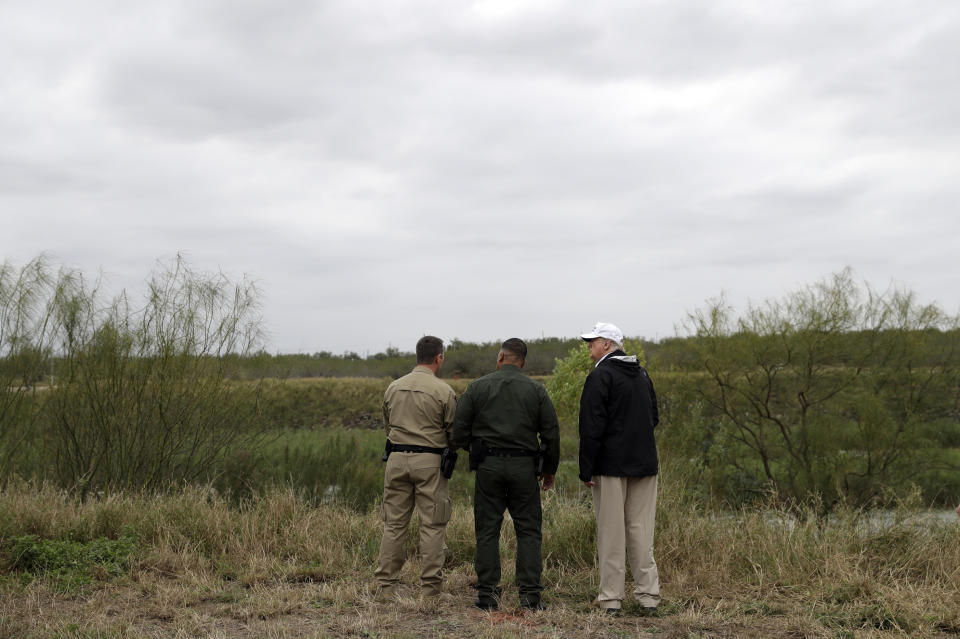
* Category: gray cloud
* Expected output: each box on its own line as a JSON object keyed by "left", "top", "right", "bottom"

{"left": 4, "top": 0, "right": 960, "bottom": 353}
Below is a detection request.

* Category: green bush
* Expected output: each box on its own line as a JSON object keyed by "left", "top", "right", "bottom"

{"left": 682, "top": 269, "right": 960, "bottom": 510}
{"left": 545, "top": 338, "right": 647, "bottom": 427}
{"left": 0, "top": 256, "right": 267, "bottom": 496}
{"left": 5, "top": 533, "right": 136, "bottom": 590}
{"left": 0, "top": 257, "right": 57, "bottom": 478}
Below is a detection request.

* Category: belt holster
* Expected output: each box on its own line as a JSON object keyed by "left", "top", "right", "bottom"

{"left": 440, "top": 447, "right": 458, "bottom": 479}
{"left": 468, "top": 439, "right": 487, "bottom": 471}
{"left": 534, "top": 443, "right": 547, "bottom": 477}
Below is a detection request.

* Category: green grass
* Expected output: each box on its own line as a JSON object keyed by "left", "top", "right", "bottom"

{"left": 4, "top": 534, "right": 136, "bottom": 592}
{"left": 231, "top": 425, "right": 591, "bottom": 510}
{"left": 256, "top": 377, "right": 471, "bottom": 430}
{"left": 6, "top": 375, "right": 959, "bottom": 509}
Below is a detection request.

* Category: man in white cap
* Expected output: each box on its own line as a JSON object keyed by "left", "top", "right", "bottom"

{"left": 578, "top": 322, "right": 661, "bottom": 615}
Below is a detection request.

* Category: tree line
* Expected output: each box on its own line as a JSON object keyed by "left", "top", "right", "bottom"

{"left": 1, "top": 257, "right": 958, "bottom": 509}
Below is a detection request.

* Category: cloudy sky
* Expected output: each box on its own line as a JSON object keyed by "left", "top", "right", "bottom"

{"left": 4, "top": 0, "right": 959, "bottom": 354}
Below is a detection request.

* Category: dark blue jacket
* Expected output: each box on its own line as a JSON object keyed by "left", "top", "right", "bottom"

{"left": 578, "top": 351, "right": 659, "bottom": 482}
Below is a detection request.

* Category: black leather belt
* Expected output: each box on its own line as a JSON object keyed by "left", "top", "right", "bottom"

{"left": 390, "top": 444, "right": 444, "bottom": 455}
{"left": 486, "top": 447, "right": 535, "bottom": 457}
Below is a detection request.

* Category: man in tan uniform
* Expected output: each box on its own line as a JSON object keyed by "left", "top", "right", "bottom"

{"left": 376, "top": 335, "right": 458, "bottom": 597}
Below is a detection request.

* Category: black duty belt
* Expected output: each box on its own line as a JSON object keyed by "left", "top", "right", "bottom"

{"left": 390, "top": 444, "right": 444, "bottom": 455}
{"left": 485, "top": 447, "right": 535, "bottom": 458}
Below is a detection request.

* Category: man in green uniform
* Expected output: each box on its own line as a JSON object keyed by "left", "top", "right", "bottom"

{"left": 452, "top": 338, "right": 560, "bottom": 611}
{"left": 376, "top": 336, "right": 458, "bottom": 597}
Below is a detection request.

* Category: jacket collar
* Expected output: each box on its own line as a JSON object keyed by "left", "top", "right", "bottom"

{"left": 596, "top": 349, "right": 626, "bottom": 367}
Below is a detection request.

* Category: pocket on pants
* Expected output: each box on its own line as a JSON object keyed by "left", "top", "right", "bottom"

{"left": 411, "top": 457, "right": 441, "bottom": 471}
{"left": 432, "top": 497, "right": 452, "bottom": 525}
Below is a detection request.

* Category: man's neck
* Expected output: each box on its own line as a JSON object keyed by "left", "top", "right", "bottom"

{"left": 595, "top": 349, "right": 620, "bottom": 367}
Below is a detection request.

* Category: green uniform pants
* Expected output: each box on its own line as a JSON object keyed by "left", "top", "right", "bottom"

{"left": 473, "top": 455, "right": 543, "bottom": 607}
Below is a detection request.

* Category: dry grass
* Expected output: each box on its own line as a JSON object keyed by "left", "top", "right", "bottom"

{"left": 1, "top": 481, "right": 959, "bottom": 638}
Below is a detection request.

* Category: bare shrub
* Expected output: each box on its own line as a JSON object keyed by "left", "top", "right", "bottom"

{"left": 0, "top": 256, "right": 58, "bottom": 477}
{"left": 38, "top": 256, "right": 264, "bottom": 496}
{"left": 683, "top": 268, "right": 960, "bottom": 509}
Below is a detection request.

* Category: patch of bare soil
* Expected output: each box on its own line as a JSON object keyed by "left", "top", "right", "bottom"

{"left": 3, "top": 567, "right": 956, "bottom": 639}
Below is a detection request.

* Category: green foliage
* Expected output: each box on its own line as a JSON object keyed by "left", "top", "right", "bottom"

{"left": 445, "top": 337, "right": 578, "bottom": 379}
{"left": 544, "top": 342, "right": 591, "bottom": 427}
{"left": 4, "top": 256, "right": 959, "bottom": 512}
{"left": 682, "top": 268, "right": 960, "bottom": 510}
{"left": 5, "top": 533, "right": 136, "bottom": 590}
{"left": 242, "top": 424, "right": 592, "bottom": 510}
{"left": 226, "top": 337, "right": 583, "bottom": 380}
{"left": 0, "top": 255, "right": 267, "bottom": 496}
{"left": 545, "top": 338, "right": 647, "bottom": 426}
{"left": 0, "top": 257, "right": 57, "bottom": 477}
{"left": 257, "top": 429, "right": 387, "bottom": 509}
{"left": 231, "top": 350, "right": 414, "bottom": 380}
{"left": 257, "top": 377, "right": 391, "bottom": 430}
{"left": 41, "top": 257, "right": 265, "bottom": 497}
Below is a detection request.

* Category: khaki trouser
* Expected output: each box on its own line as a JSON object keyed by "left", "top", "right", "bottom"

{"left": 375, "top": 452, "right": 451, "bottom": 594}
{"left": 592, "top": 474, "right": 661, "bottom": 609}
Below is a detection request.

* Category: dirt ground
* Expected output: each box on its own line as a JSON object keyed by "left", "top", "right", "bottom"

{"left": 5, "top": 564, "right": 954, "bottom": 639}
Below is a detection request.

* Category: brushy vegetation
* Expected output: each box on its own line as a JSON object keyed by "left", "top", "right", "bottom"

{"left": 243, "top": 420, "right": 589, "bottom": 511}
{"left": 2, "top": 257, "right": 959, "bottom": 512}
{"left": 0, "top": 256, "right": 264, "bottom": 498}
{"left": 227, "top": 337, "right": 585, "bottom": 380}
{"left": 0, "top": 477, "right": 958, "bottom": 638}
{"left": 2, "top": 257, "right": 960, "bottom": 636}
{"left": 678, "top": 269, "right": 960, "bottom": 510}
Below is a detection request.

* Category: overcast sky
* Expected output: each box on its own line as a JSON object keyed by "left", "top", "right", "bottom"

{"left": 4, "top": 0, "right": 959, "bottom": 355}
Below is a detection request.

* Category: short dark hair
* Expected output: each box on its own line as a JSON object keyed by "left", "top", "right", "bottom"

{"left": 416, "top": 336, "right": 444, "bottom": 364}
{"left": 500, "top": 338, "right": 527, "bottom": 361}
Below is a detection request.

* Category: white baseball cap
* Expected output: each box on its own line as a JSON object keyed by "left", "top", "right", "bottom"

{"left": 580, "top": 322, "right": 623, "bottom": 343}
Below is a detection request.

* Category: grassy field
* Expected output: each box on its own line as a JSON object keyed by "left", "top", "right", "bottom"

{"left": 3, "top": 376, "right": 960, "bottom": 637}
{"left": 2, "top": 473, "right": 959, "bottom": 638}
{"left": 9, "top": 374, "right": 958, "bottom": 508}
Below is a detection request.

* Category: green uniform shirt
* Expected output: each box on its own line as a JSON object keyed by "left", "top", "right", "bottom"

{"left": 382, "top": 366, "right": 457, "bottom": 449}
{"left": 452, "top": 364, "right": 560, "bottom": 475}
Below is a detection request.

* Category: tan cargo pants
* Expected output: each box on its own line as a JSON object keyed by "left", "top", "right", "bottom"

{"left": 375, "top": 452, "right": 451, "bottom": 595}
{"left": 592, "top": 474, "right": 661, "bottom": 609}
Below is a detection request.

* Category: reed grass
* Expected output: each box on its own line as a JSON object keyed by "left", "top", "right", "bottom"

{"left": 1, "top": 476, "right": 958, "bottom": 638}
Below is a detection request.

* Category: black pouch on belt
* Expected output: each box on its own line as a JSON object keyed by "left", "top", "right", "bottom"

{"left": 440, "top": 447, "right": 458, "bottom": 479}
{"left": 468, "top": 439, "right": 487, "bottom": 471}
{"left": 534, "top": 443, "right": 547, "bottom": 476}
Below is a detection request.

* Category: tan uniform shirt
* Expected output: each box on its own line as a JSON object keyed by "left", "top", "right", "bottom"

{"left": 383, "top": 366, "right": 457, "bottom": 449}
